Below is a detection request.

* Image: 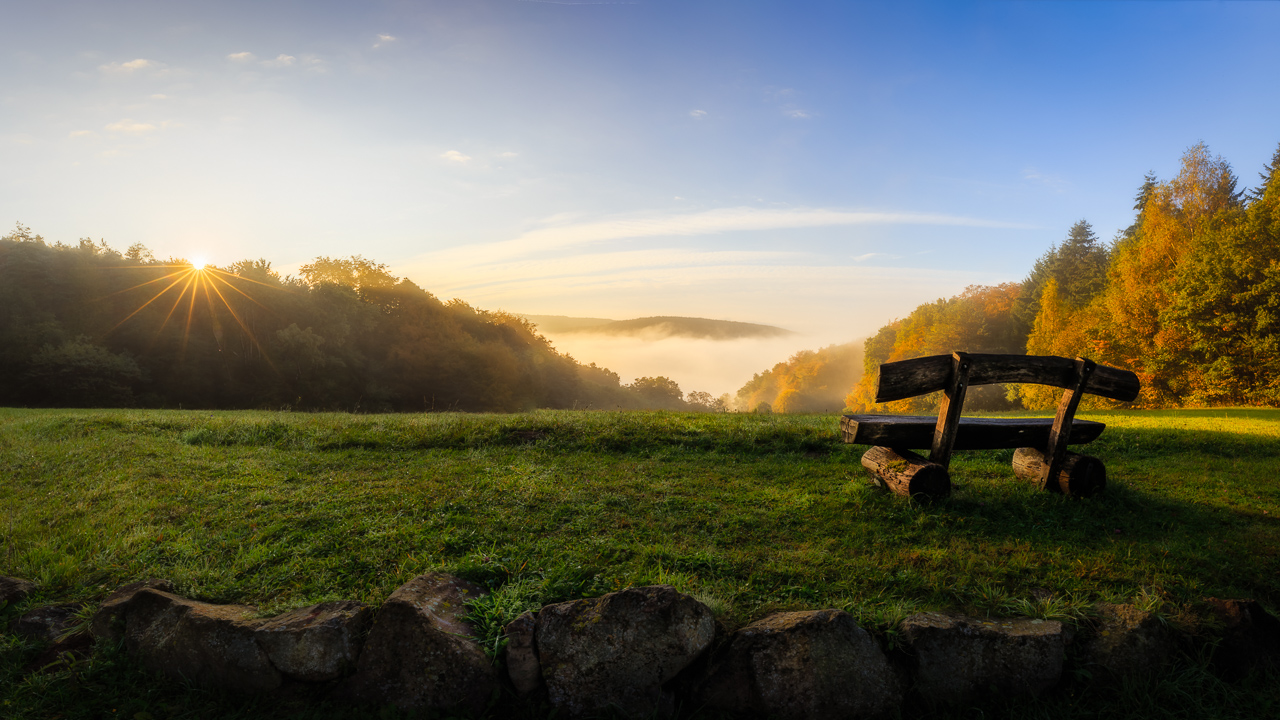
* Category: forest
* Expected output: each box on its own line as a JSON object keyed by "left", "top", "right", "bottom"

{"left": 0, "top": 236, "right": 720, "bottom": 412}
{"left": 844, "top": 141, "right": 1280, "bottom": 412}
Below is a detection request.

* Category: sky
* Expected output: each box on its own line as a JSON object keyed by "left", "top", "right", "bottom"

{"left": 4, "top": 1, "right": 1279, "bottom": 395}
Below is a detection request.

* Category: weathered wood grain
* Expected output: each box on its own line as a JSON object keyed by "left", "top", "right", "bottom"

{"left": 874, "top": 354, "right": 1140, "bottom": 403}
{"left": 860, "top": 446, "right": 950, "bottom": 499}
{"left": 929, "top": 352, "right": 971, "bottom": 468}
{"left": 1012, "top": 447, "right": 1107, "bottom": 497}
{"left": 1039, "top": 357, "right": 1093, "bottom": 490}
{"left": 841, "top": 415, "right": 1105, "bottom": 449}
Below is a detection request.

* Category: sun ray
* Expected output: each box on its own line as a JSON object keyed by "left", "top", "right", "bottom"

{"left": 106, "top": 269, "right": 196, "bottom": 334}
{"left": 205, "top": 266, "right": 293, "bottom": 292}
{"left": 106, "top": 260, "right": 289, "bottom": 369}
{"left": 97, "top": 267, "right": 192, "bottom": 300}
{"left": 181, "top": 274, "right": 200, "bottom": 354}
{"left": 206, "top": 270, "right": 271, "bottom": 311}
{"left": 206, "top": 275, "right": 276, "bottom": 369}
{"left": 200, "top": 275, "right": 224, "bottom": 349}
{"left": 154, "top": 275, "right": 196, "bottom": 342}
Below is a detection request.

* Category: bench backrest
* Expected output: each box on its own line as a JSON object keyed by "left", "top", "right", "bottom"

{"left": 874, "top": 352, "right": 1139, "bottom": 487}
{"left": 875, "top": 353, "right": 1140, "bottom": 403}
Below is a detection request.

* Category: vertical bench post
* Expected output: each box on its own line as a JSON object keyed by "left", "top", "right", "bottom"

{"left": 929, "top": 352, "right": 970, "bottom": 469}
{"left": 1040, "top": 357, "right": 1093, "bottom": 488}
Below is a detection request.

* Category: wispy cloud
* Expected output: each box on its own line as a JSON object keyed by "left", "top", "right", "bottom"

{"left": 100, "top": 58, "right": 161, "bottom": 74}
{"left": 433, "top": 206, "right": 1033, "bottom": 265}
{"left": 264, "top": 54, "right": 296, "bottom": 67}
{"left": 784, "top": 108, "right": 811, "bottom": 119}
{"left": 441, "top": 150, "right": 472, "bottom": 164}
{"left": 690, "top": 109, "right": 707, "bottom": 119}
{"left": 373, "top": 34, "right": 396, "bottom": 48}
{"left": 104, "top": 119, "right": 157, "bottom": 134}
{"left": 498, "top": 151, "right": 519, "bottom": 158}
{"left": 68, "top": 130, "right": 98, "bottom": 139}
{"left": 1022, "top": 167, "right": 1068, "bottom": 193}
{"left": 227, "top": 51, "right": 254, "bottom": 62}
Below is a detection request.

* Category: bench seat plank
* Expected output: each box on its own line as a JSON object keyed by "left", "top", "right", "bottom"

{"left": 841, "top": 414, "right": 1105, "bottom": 450}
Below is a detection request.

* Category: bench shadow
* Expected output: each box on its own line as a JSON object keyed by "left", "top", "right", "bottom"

{"left": 857, "top": 423, "right": 1280, "bottom": 604}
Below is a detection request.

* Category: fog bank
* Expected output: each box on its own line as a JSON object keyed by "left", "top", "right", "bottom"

{"left": 544, "top": 331, "right": 856, "bottom": 401}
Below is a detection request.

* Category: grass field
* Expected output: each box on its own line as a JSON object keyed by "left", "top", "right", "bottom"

{"left": 2, "top": 407, "right": 1279, "bottom": 718}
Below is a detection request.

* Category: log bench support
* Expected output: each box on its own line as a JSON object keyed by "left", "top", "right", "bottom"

{"left": 860, "top": 446, "right": 949, "bottom": 498}
{"left": 843, "top": 352, "right": 1140, "bottom": 500}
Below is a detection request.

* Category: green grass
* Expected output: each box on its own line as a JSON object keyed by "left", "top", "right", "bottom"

{"left": 2, "top": 407, "right": 1278, "bottom": 718}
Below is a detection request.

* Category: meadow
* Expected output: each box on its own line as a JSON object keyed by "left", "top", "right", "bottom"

{"left": 2, "top": 407, "right": 1278, "bottom": 718}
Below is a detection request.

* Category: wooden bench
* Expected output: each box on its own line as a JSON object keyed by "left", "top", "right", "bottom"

{"left": 841, "top": 353, "right": 1140, "bottom": 499}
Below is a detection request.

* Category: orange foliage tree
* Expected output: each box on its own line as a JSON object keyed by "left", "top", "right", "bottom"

{"left": 845, "top": 283, "right": 1023, "bottom": 413}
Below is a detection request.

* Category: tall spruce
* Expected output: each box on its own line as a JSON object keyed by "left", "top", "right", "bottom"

{"left": 1012, "top": 220, "right": 1109, "bottom": 340}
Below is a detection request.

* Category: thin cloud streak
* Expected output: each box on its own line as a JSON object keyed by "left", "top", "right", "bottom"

{"left": 422, "top": 206, "right": 1036, "bottom": 266}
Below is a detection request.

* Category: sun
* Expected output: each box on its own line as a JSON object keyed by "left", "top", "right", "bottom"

{"left": 191, "top": 256, "right": 208, "bottom": 271}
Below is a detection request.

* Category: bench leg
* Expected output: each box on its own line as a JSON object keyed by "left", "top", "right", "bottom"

{"left": 861, "top": 446, "right": 950, "bottom": 499}
{"left": 1012, "top": 447, "right": 1107, "bottom": 497}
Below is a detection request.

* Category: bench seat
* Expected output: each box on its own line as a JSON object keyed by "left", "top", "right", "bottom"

{"left": 841, "top": 414, "right": 1105, "bottom": 451}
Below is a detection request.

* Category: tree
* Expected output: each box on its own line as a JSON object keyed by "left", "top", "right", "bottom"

{"left": 628, "top": 376, "right": 684, "bottom": 409}
{"left": 1096, "top": 142, "right": 1244, "bottom": 403}
{"left": 25, "top": 336, "right": 142, "bottom": 406}
{"left": 1013, "top": 220, "right": 1109, "bottom": 337}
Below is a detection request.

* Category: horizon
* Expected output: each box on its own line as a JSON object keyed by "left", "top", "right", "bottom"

{"left": 5, "top": 0, "right": 1279, "bottom": 395}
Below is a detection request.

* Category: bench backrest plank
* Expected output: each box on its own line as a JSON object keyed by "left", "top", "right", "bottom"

{"left": 875, "top": 353, "right": 1140, "bottom": 403}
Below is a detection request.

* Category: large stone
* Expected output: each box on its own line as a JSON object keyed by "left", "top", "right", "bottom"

{"left": 504, "top": 610, "right": 541, "bottom": 697}
{"left": 91, "top": 578, "right": 176, "bottom": 641}
{"left": 123, "top": 589, "right": 281, "bottom": 693}
{"left": 11, "top": 603, "right": 82, "bottom": 642}
{"left": 1083, "top": 603, "right": 1173, "bottom": 677}
{"left": 0, "top": 575, "right": 36, "bottom": 607}
{"left": 900, "top": 612, "right": 1065, "bottom": 704}
{"left": 1204, "top": 598, "right": 1280, "bottom": 680}
{"left": 536, "top": 584, "right": 715, "bottom": 719}
{"left": 697, "top": 609, "right": 902, "bottom": 720}
{"left": 254, "top": 600, "right": 371, "bottom": 682}
{"left": 339, "top": 573, "right": 498, "bottom": 712}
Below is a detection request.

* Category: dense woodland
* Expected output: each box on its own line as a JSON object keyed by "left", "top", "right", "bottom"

{"left": 0, "top": 236, "right": 718, "bottom": 412}
{"left": 845, "top": 142, "right": 1280, "bottom": 412}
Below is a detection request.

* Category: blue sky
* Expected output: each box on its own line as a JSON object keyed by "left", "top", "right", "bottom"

{"left": 4, "top": 0, "right": 1279, "bottom": 357}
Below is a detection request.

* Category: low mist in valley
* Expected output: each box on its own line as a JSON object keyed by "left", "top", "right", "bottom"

{"left": 541, "top": 325, "right": 859, "bottom": 404}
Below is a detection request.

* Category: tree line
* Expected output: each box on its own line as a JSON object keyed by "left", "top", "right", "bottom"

{"left": 846, "top": 141, "right": 1280, "bottom": 411}
{"left": 0, "top": 233, "right": 718, "bottom": 412}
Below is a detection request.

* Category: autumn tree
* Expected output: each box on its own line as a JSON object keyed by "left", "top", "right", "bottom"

{"left": 846, "top": 284, "right": 1022, "bottom": 412}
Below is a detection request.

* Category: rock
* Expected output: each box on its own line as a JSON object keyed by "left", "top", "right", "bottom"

{"left": 900, "top": 612, "right": 1065, "bottom": 704}
{"left": 697, "top": 609, "right": 902, "bottom": 720}
{"left": 123, "top": 589, "right": 281, "bottom": 693}
{"left": 11, "top": 603, "right": 82, "bottom": 642}
{"left": 91, "top": 578, "right": 176, "bottom": 641}
{"left": 1204, "top": 598, "right": 1280, "bottom": 680}
{"left": 535, "top": 585, "right": 715, "bottom": 719}
{"left": 0, "top": 576, "right": 36, "bottom": 607}
{"left": 255, "top": 600, "right": 371, "bottom": 682}
{"left": 339, "top": 573, "right": 498, "bottom": 712}
{"left": 504, "top": 610, "right": 541, "bottom": 696}
{"left": 1083, "top": 603, "right": 1173, "bottom": 677}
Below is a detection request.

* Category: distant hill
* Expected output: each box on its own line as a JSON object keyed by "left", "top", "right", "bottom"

{"left": 525, "top": 314, "right": 794, "bottom": 340}
{"left": 521, "top": 314, "right": 615, "bottom": 333}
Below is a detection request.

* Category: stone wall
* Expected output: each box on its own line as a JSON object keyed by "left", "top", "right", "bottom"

{"left": 3, "top": 573, "right": 1278, "bottom": 718}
